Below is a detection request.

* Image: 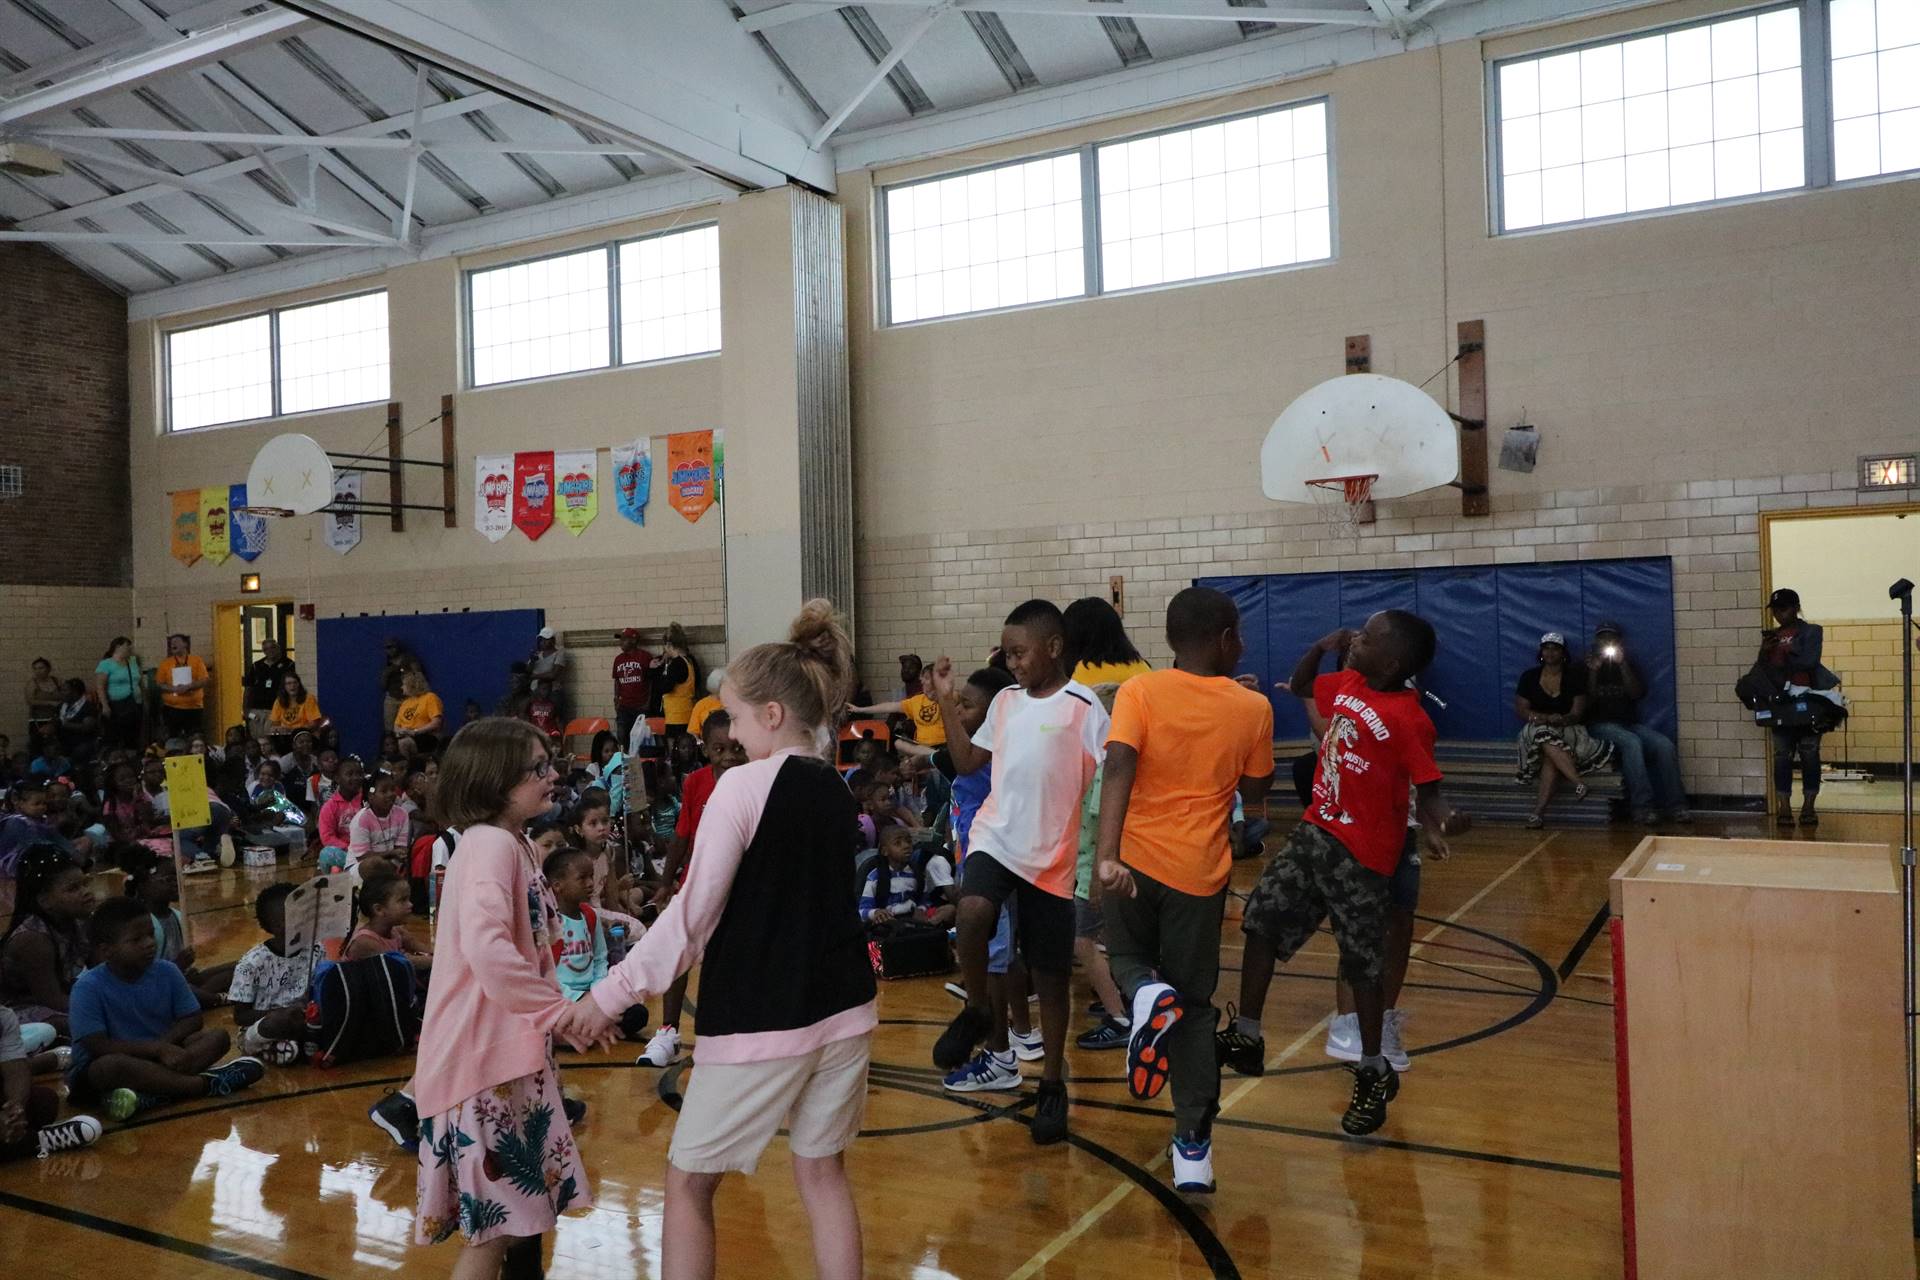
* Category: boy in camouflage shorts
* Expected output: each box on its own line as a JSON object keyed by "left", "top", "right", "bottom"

{"left": 1218, "top": 611, "right": 1466, "bottom": 1136}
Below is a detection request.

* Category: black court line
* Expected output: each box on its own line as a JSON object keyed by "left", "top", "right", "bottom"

{"left": 1060, "top": 1094, "right": 1620, "bottom": 1182}
{"left": 1556, "top": 902, "right": 1612, "bottom": 981}
{"left": 867, "top": 1074, "right": 1241, "bottom": 1280}
{"left": 0, "top": 1187, "right": 326, "bottom": 1279}
{"left": 188, "top": 900, "right": 254, "bottom": 918}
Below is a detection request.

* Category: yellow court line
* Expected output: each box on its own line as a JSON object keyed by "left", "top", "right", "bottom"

{"left": 1002, "top": 834, "right": 1557, "bottom": 1280}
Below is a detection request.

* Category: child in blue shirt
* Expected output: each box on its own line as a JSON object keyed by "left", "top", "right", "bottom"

{"left": 68, "top": 897, "right": 265, "bottom": 1121}
{"left": 860, "top": 826, "right": 920, "bottom": 926}
{"left": 543, "top": 847, "right": 648, "bottom": 1040}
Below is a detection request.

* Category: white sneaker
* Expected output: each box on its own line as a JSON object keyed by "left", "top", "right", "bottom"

{"left": 1170, "top": 1134, "right": 1215, "bottom": 1194}
{"left": 942, "top": 1049, "right": 1021, "bottom": 1093}
{"left": 638, "top": 1024, "right": 683, "bottom": 1067}
{"left": 1009, "top": 1027, "right": 1044, "bottom": 1062}
{"left": 1381, "top": 1008, "right": 1411, "bottom": 1072}
{"left": 37, "top": 1115, "right": 102, "bottom": 1157}
{"left": 240, "top": 1022, "right": 300, "bottom": 1065}
{"left": 1323, "top": 1011, "right": 1361, "bottom": 1063}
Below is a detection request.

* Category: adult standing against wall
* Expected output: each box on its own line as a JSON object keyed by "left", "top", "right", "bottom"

{"left": 24, "top": 659, "right": 61, "bottom": 742}
{"left": 92, "top": 637, "right": 143, "bottom": 752}
{"left": 529, "top": 626, "right": 569, "bottom": 720}
{"left": 610, "top": 628, "right": 654, "bottom": 747}
{"left": 380, "top": 638, "right": 419, "bottom": 732}
{"left": 1757, "top": 587, "right": 1838, "bottom": 829}
{"left": 245, "top": 639, "right": 295, "bottom": 741}
{"left": 156, "top": 634, "right": 211, "bottom": 742}
{"left": 654, "top": 623, "right": 698, "bottom": 741}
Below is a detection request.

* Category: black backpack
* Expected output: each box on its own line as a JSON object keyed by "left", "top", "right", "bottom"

{"left": 305, "top": 951, "right": 420, "bottom": 1067}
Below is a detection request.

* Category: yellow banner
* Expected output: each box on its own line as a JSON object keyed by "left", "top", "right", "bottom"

{"left": 170, "top": 490, "right": 201, "bottom": 566}
{"left": 554, "top": 449, "right": 598, "bottom": 537}
{"left": 199, "top": 486, "right": 231, "bottom": 565}
{"left": 163, "top": 753, "right": 211, "bottom": 830}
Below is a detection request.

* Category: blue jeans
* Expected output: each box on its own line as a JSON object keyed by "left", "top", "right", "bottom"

{"left": 1588, "top": 722, "right": 1686, "bottom": 815}
{"left": 176, "top": 800, "right": 233, "bottom": 862}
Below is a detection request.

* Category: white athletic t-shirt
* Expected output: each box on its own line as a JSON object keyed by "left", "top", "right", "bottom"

{"left": 968, "top": 680, "right": 1109, "bottom": 898}
{"left": 228, "top": 940, "right": 325, "bottom": 1011}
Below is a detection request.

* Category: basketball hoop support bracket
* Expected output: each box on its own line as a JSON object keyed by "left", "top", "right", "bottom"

{"left": 319, "top": 398, "right": 457, "bottom": 529}
{"left": 1457, "top": 319, "right": 1490, "bottom": 518}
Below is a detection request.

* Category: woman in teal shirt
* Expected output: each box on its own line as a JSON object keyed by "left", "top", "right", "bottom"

{"left": 92, "top": 636, "right": 143, "bottom": 751}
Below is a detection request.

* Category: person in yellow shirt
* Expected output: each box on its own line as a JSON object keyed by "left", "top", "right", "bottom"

{"left": 851, "top": 674, "right": 947, "bottom": 750}
{"left": 393, "top": 669, "right": 446, "bottom": 750}
{"left": 1065, "top": 597, "right": 1152, "bottom": 687}
{"left": 656, "top": 622, "right": 699, "bottom": 741}
{"left": 686, "top": 668, "right": 725, "bottom": 739}
{"left": 157, "top": 633, "right": 212, "bottom": 740}
{"left": 268, "top": 672, "right": 329, "bottom": 739}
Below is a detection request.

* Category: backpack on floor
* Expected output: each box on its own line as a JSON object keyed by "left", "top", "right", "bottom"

{"left": 867, "top": 921, "right": 953, "bottom": 980}
{"left": 305, "top": 951, "right": 420, "bottom": 1067}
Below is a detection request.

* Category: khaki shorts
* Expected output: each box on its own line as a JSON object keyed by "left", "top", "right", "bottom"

{"left": 669, "top": 1033, "right": 871, "bottom": 1175}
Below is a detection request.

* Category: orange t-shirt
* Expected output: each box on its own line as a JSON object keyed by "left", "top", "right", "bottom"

{"left": 1107, "top": 668, "right": 1274, "bottom": 897}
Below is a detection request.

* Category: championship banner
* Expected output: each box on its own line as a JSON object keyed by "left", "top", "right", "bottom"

{"left": 229, "top": 483, "right": 267, "bottom": 562}
{"left": 326, "top": 470, "right": 362, "bottom": 555}
{"left": 667, "top": 430, "right": 715, "bottom": 523}
{"left": 514, "top": 451, "right": 554, "bottom": 540}
{"left": 555, "top": 449, "right": 597, "bottom": 537}
{"left": 613, "top": 437, "right": 651, "bottom": 526}
{"left": 475, "top": 454, "right": 512, "bottom": 543}
{"left": 198, "top": 486, "right": 231, "bottom": 565}
{"left": 170, "top": 490, "right": 201, "bottom": 566}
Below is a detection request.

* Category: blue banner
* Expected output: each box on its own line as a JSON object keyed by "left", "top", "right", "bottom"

{"left": 613, "top": 438, "right": 651, "bottom": 526}
{"left": 230, "top": 483, "right": 267, "bottom": 562}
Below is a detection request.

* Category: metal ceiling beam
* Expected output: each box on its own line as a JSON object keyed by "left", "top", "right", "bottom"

{"left": 287, "top": 0, "right": 833, "bottom": 191}
{"left": 18, "top": 89, "right": 505, "bottom": 229}
{"left": 740, "top": 0, "right": 1385, "bottom": 33}
{"left": 0, "top": 9, "right": 311, "bottom": 126}
{"left": 22, "top": 125, "right": 657, "bottom": 156}
{"left": 0, "top": 228, "right": 391, "bottom": 247}
{"left": 41, "top": 142, "right": 401, "bottom": 242}
{"left": 196, "top": 65, "right": 399, "bottom": 223}
{"left": 0, "top": 0, "right": 255, "bottom": 96}
{"left": 811, "top": 2, "right": 950, "bottom": 147}
{"left": 1360, "top": 0, "right": 1409, "bottom": 38}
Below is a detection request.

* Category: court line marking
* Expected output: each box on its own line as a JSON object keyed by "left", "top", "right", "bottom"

{"left": 1004, "top": 834, "right": 1556, "bottom": 1279}
{"left": 0, "top": 1187, "right": 325, "bottom": 1280}
{"left": 1555, "top": 901, "right": 1612, "bottom": 981}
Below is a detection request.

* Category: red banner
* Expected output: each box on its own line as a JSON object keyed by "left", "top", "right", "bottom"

{"left": 513, "top": 450, "right": 554, "bottom": 540}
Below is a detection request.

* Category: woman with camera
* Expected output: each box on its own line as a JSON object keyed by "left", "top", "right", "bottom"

{"left": 1584, "top": 621, "right": 1689, "bottom": 826}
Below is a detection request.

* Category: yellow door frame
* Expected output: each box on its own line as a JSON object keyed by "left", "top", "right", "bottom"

{"left": 209, "top": 598, "right": 297, "bottom": 736}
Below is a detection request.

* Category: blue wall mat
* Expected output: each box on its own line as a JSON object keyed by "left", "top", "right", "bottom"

{"left": 315, "top": 609, "right": 545, "bottom": 759}
{"left": 1196, "top": 558, "right": 1676, "bottom": 744}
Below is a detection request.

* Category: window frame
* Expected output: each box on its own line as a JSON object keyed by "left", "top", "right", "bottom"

{"left": 460, "top": 220, "right": 722, "bottom": 391}
{"left": 162, "top": 286, "right": 389, "bottom": 434}
{"left": 876, "top": 94, "right": 1336, "bottom": 328}
{"left": 1483, "top": 0, "right": 1918, "bottom": 237}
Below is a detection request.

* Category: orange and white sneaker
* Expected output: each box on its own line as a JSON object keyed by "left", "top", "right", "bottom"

{"left": 1126, "top": 982, "right": 1183, "bottom": 1100}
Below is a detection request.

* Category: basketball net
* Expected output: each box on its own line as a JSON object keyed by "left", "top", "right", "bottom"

{"left": 1304, "top": 474, "right": 1377, "bottom": 545}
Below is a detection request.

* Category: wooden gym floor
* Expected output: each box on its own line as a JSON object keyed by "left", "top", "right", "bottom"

{"left": 2, "top": 809, "right": 1907, "bottom": 1278}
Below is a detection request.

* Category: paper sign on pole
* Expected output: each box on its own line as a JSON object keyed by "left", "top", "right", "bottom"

{"left": 163, "top": 753, "right": 211, "bottom": 831}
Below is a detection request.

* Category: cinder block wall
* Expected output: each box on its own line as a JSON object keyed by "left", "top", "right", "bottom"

{"left": 1821, "top": 620, "right": 1915, "bottom": 766}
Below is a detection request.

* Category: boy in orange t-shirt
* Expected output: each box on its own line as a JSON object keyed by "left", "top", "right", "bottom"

{"left": 1093, "top": 586, "right": 1273, "bottom": 1195}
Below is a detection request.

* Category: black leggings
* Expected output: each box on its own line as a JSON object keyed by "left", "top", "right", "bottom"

{"left": 104, "top": 698, "right": 142, "bottom": 751}
{"left": 1771, "top": 727, "right": 1821, "bottom": 797}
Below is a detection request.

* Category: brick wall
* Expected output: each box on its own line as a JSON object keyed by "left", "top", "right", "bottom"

{"left": 1821, "top": 619, "right": 1914, "bottom": 767}
{"left": 0, "top": 243, "right": 130, "bottom": 588}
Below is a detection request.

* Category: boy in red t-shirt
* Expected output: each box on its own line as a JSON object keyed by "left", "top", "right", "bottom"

{"left": 637, "top": 711, "right": 745, "bottom": 1067}
{"left": 1219, "top": 609, "right": 1466, "bottom": 1136}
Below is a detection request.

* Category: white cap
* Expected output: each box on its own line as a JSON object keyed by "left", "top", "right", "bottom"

{"left": 538, "top": 626, "right": 556, "bottom": 640}
{"left": 1539, "top": 631, "right": 1565, "bottom": 646}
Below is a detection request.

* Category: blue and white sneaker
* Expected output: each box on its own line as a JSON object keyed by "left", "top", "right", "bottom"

{"left": 1009, "top": 1027, "right": 1044, "bottom": 1062}
{"left": 1171, "top": 1133, "right": 1215, "bottom": 1193}
{"left": 943, "top": 1048, "right": 1021, "bottom": 1093}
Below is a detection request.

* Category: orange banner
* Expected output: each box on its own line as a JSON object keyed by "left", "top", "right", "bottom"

{"left": 667, "top": 430, "right": 716, "bottom": 523}
{"left": 170, "top": 490, "right": 201, "bottom": 566}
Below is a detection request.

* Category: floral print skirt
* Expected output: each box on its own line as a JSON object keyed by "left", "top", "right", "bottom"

{"left": 415, "top": 1061, "right": 591, "bottom": 1246}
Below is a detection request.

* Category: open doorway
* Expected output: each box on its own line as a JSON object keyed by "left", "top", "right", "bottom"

{"left": 212, "top": 600, "right": 296, "bottom": 734}
{"left": 1764, "top": 506, "right": 1920, "bottom": 814}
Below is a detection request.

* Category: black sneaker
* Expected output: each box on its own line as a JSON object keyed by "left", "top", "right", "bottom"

{"left": 1341, "top": 1062, "right": 1400, "bottom": 1135}
{"left": 1075, "top": 1017, "right": 1129, "bottom": 1050}
{"left": 1086, "top": 999, "right": 1108, "bottom": 1017}
{"left": 562, "top": 1096, "right": 588, "bottom": 1127}
{"left": 200, "top": 1056, "right": 265, "bottom": 1097}
{"left": 369, "top": 1090, "right": 421, "bottom": 1153}
{"left": 1800, "top": 802, "right": 1819, "bottom": 828}
{"left": 1215, "top": 1012, "right": 1265, "bottom": 1078}
{"left": 1030, "top": 1079, "right": 1069, "bottom": 1146}
{"left": 932, "top": 1004, "right": 992, "bottom": 1070}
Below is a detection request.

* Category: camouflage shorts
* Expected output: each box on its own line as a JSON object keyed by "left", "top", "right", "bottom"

{"left": 1241, "top": 822, "right": 1390, "bottom": 985}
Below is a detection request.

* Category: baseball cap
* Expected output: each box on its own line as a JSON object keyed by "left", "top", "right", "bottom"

{"left": 1768, "top": 588, "right": 1800, "bottom": 609}
{"left": 619, "top": 627, "right": 641, "bottom": 641}
{"left": 1593, "top": 620, "right": 1623, "bottom": 637}
{"left": 538, "top": 626, "right": 556, "bottom": 640}
{"left": 1539, "top": 631, "right": 1566, "bottom": 647}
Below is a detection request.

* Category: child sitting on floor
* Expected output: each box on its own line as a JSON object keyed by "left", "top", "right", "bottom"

{"left": 347, "top": 772, "right": 411, "bottom": 879}
{"left": 344, "top": 872, "right": 433, "bottom": 974}
{"left": 316, "top": 756, "right": 365, "bottom": 873}
{"left": 544, "top": 847, "right": 648, "bottom": 1041}
{"left": 67, "top": 897, "right": 265, "bottom": 1122}
{"left": 126, "top": 851, "right": 233, "bottom": 1008}
{"left": 308, "top": 748, "right": 340, "bottom": 808}
{"left": 860, "top": 826, "right": 921, "bottom": 927}
{"left": 231, "top": 882, "right": 322, "bottom": 1065}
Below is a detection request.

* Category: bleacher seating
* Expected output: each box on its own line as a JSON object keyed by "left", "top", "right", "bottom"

{"left": 1266, "top": 739, "right": 1625, "bottom": 828}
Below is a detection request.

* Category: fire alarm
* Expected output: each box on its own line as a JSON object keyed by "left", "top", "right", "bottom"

{"left": 298, "top": 603, "right": 316, "bottom": 621}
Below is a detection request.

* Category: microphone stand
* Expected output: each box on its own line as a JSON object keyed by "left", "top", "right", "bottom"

{"left": 1891, "top": 576, "right": 1916, "bottom": 1234}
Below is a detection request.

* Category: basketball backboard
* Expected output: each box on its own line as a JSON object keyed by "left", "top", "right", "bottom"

{"left": 1260, "top": 374, "right": 1459, "bottom": 502}
{"left": 245, "top": 433, "right": 336, "bottom": 516}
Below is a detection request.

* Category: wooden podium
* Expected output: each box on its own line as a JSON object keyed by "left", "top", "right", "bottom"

{"left": 1610, "top": 837, "right": 1914, "bottom": 1279}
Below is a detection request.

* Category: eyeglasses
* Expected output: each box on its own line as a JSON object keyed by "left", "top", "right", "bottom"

{"left": 527, "top": 757, "right": 552, "bottom": 779}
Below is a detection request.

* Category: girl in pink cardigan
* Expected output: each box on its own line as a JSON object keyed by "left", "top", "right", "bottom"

{"left": 411, "top": 718, "right": 593, "bottom": 1279}
{"left": 573, "top": 600, "right": 876, "bottom": 1280}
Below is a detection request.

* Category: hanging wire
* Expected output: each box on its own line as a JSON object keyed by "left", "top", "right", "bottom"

{"left": 1417, "top": 350, "right": 1463, "bottom": 392}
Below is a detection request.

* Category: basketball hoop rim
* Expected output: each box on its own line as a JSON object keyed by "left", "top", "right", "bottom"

{"left": 1304, "top": 473, "right": 1379, "bottom": 503}
{"left": 233, "top": 504, "right": 295, "bottom": 519}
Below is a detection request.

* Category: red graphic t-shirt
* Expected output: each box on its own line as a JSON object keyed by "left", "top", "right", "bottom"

{"left": 673, "top": 764, "right": 719, "bottom": 888}
{"left": 612, "top": 650, "right": 653, "bottom": 709}
{"left": 1308, "top": 669, "right": 1442, "bottom": 875}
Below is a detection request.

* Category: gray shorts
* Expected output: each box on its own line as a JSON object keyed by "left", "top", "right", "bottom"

{"left": 1073, "top": 894, "right": 1103, "bottom": 940}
